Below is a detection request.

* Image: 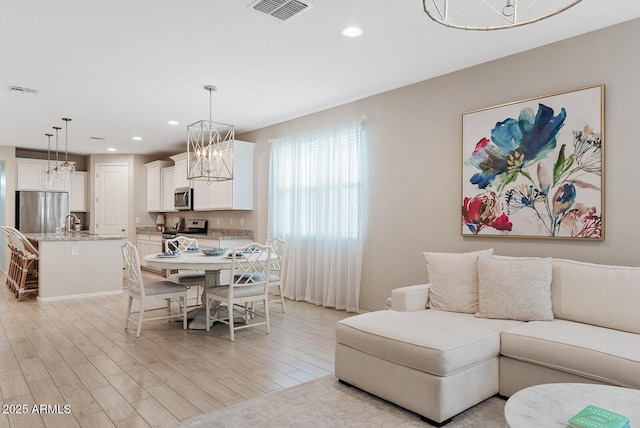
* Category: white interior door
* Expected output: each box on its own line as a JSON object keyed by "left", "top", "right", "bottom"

{"left": 95, "top": 163, "right": 128, "bottom": 236}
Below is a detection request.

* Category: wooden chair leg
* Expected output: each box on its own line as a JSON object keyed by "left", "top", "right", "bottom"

{"left": 16, "top": 255, "right": 29, "bottom": 301}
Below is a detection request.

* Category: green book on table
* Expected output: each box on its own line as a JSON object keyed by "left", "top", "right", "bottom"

{"left": 568, "top": 405, "right": 630, "bottom": 428}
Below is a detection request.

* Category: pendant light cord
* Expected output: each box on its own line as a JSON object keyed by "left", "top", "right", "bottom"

{"left": 53, "top": 126, "right": 61, "bottom": 167}
{"left": 62, "top": 117, "right": 71, "bottom": 163}
{"left": 209, "top": 88, "right": 213, "bottom": 122}
{"left": 45, "top": 133, "right": 53, "bottom": 171}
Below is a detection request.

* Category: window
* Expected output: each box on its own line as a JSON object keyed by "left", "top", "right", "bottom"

{"left": 268, "top": 120, "right": 365, "bottom": 312}
{"left": 269, "top": 121, "right": 364, "bottom": 240}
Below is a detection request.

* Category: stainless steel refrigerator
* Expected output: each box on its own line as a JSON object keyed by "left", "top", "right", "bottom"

{"left": 15, "top": 191, "right": 70, "bottom": 233}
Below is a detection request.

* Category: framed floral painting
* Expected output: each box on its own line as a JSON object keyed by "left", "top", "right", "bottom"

{"left": 461, "top": 85, "right": 604, "bottom": 239}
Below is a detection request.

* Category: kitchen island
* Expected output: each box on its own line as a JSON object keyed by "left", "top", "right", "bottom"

{"left": 25, "top": 233, "right": 125, "bottom": 301}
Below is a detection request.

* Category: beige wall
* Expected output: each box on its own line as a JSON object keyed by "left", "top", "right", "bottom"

{"left": 240, "top": 18, "right": 640, "bottom": 311}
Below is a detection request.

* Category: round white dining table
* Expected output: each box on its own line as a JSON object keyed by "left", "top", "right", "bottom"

{"left": 142, "top": 250, "right": 273, "bottom": 330}
{"left": 143, "top": 251, "right": 234, "bottom": 287}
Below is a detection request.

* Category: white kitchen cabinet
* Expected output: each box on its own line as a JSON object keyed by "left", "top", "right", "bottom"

{"left": 17, "top": 160, "right": 44, "bottom": 190}
{"left": 161, "top": 166, "right": 177, "bottom": 212}
{"left": 170, "top": 152, "right": 191, "bottom": 190}
{"left": 70, "top": 172, "right": 87, "bottom": 212}
{"left": 149, "top": 234, "right": 163, "bottom": 254}
{"left": 145, "top": 160, "right": 171, "bottom": 212}
{"left": 16, "top": 159, "right": 72, "bottom": 192}
{"left": 136, "top": 234, "right": 150, "bottom": 266}
{"left": 193, "top": 140, "right": 254, "bottom": 211}
{"left": 136, "top": 233, "right": 163, "bottom": 273}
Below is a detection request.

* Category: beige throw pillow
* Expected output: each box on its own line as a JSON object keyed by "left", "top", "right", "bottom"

{"left": 423, "top": 249, "right": 493, "bottom": 313}
{"left": 476, "top": 256, "right": 554, "bottom": 321}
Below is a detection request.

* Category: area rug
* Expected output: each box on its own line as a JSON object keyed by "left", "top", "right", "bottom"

{"left": 174, "top": 375, "right": 508, "bottom": 427}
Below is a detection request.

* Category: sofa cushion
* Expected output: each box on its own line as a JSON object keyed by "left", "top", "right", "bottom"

{"left": 551, "top": 259, "right": 640, "bottom": 334}
{"left": 423, "top": 248, "right": 493, "bottom": 313}
{"left": 501, "top": 319, "right": 640, "bottom": 388}
{"left": 336, "top": 309, "right": 521, "bottom": 377}
{"left": 476, "top": 256, "right": 553, "bottom": 321}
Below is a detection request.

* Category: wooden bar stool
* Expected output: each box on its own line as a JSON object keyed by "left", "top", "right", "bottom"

{"left": 1, "top": 226, "right": 18, "bottom": 293}
{"left": 5, "top": 227, "right": 39, "bottom": 301}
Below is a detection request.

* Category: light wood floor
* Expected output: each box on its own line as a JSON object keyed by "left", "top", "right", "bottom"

{"left": 0, "top": 272, "right": 355, "bottom": 428}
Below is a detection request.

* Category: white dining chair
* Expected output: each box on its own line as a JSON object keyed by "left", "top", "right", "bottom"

{"left": 122, "top": 240, "right": 188, "bottom": 337}
{"left": 164, "top": 236, "right": 206, "bottom": 305}
{"left": 205, "top": 242, "right": 272, "bottom": 341}
{"left": 266, "top": 237, "right": 287, "bottom": 312}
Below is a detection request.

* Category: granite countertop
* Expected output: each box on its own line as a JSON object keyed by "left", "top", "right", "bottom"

{"left": 24, "top": 232, "right": 125, "bottom": 242}
{"left": 135, "top": 227, "right": 254, "bottom": 241}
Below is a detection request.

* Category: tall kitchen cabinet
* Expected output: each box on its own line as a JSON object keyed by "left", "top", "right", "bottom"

{"left": 70, "top": 172, "right": 88, "bottom": 212}
{"left": 145, "top": 160, "right": 172, "bottom": 212}
{"left": 161, "top": 166, "right": 177, "bottom": 212}
{"left": 193, "top": 140, "right": 255, "bottom": 211}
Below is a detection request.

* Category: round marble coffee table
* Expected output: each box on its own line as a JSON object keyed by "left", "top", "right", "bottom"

{"left": 504, "top": 383, "right": 640, "bottom": 427}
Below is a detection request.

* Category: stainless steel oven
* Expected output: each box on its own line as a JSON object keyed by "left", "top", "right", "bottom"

{"left": 174, "top": 187, "right": 193, "bottom": 210}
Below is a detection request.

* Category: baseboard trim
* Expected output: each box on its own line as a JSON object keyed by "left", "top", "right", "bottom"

{"left": 37, "top": 290, "right": 123, "bottom": 302}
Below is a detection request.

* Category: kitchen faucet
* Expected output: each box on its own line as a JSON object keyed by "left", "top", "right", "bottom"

{"left": 65, "top": 213, "right": 79, "bottom": 233}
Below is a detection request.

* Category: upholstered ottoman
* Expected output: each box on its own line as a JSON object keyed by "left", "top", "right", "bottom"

{"left": 335, "top": 308, "right": 521, "bottom": 425}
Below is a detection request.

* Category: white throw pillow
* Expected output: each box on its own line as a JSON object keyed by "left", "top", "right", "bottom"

{"left": 423, "top": 249, "right": 493, "bottom": 313}
{"left": 476, "top": 256, "right": 554, "bottom": 321}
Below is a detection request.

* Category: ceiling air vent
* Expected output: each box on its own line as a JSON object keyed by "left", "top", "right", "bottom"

{"left": 8, "top": 85, "right": 39, "bottom": 95}
{"left": 250, "top": 0, "right": 312, "bottom": 21}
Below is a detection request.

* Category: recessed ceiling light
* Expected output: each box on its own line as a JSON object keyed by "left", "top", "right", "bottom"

{"left": 132, "top": 136, "right": 142, "bottom": 141}
{"left": 341, "top": 26, "right": 362, "bottom": 37}
{"left": 107, "top": 147, "right": 117, "bottom": 152}
{"left": 168, "top": 120, "right": 179, "bottom": 126}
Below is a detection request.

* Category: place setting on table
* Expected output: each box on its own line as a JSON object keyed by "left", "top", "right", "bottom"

{"left": 142, "top": 246, "right": 269, "bottom": 330}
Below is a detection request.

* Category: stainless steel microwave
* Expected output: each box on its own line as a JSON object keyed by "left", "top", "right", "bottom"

{"left": 174, "top": 187, "right": 193, "bottom": 210}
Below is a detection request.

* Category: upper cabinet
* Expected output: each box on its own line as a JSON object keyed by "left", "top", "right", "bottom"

{"left": 17, "top": 159, "right": 72, "bottom": 193}
{"left": 70, "top": 172, "right": 87, "bottom": 212}
{"left": 193, "top": 140, "right": 254, "bottom": 211}
{"left": 161, "top": 166, "right": 177, "bottom": 212}
{"left": 145, "top": 160, "right": 172, "bottom": 212}
{"left": 17, "top": 159, "right": 86, "bottom": 211}
{"left": 170, "top": 152, "right": 191, "bottom": 190}
{"left": 17, "top": 160, "right": 44, "bottom": 190}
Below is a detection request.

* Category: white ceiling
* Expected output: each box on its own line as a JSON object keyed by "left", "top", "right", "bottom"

{"left": 2, "top": 0, "right": 639, "bottom": 156}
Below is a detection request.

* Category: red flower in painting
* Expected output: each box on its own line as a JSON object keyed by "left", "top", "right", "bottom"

{"left": 462, "top": 192, "right": 513, "bottom": 235}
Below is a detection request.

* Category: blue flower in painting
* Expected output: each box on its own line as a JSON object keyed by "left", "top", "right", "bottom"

{"left": 467, "top": 103, "right": 566, "bottom": 190}
{"left": 552, "top": 183, "right": 576, "bottom": 217}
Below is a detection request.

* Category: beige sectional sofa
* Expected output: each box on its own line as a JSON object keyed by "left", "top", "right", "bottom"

{"left": 335, "top": 252, "right": 640, "bottom": 426}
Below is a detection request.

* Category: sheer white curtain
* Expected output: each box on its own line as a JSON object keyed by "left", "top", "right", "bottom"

{"left": 269, "top": 121, "right": 365, "bottom": 312}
